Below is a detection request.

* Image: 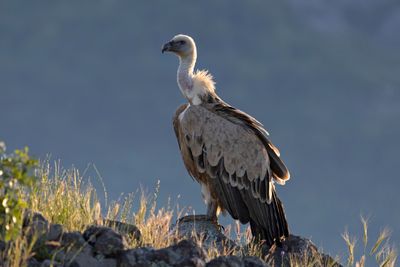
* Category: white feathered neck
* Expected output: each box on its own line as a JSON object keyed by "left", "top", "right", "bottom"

{"left": 177, "top": 44, "right": 215, "bottom": 105}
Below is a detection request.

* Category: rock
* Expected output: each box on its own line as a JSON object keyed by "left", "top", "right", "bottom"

{"left": 22, "top": 210, "right": 65, "bottom": 263}
{"left": 27, "top": 257, "right": 41, "bottom": 267}
{"left": 173, "top": 215, "right": 239, "bottom": 253}
{"left": 99, "top": 258, "right": 117, "bottom": 267}
{"left": 117, "top": 247, "right": 155, "bottom": 267}
{"left": 23, "top": 210, "right": 48, "bottom": 229}
{"left": 207, "top": 256, "right": 268, "bottom": 267}
{"left": 23, "top": 210, "right": 49, "bottom": 242}
{"left": 83, "top": 225, "right": 127, "bottom": 256}
{"left": 117, "top": 239, "right": 206, "bottom": 267}
{"left": 34, "top": 241, "right": 62, "bottom": 262}
{"left": 102, "top": 219, "right": 141, "bottom": 242}
{"left": 61, "top": 231, "right": 86, "bottom": 249}
{"left": 40, "top": 259, "right": 61, "bottom": 267}
{"left": 67, "top": 254, "right": 117, "bottom": 267}
{"left": 23, "top": 211, "right": 65, "bottom": 262}
{"left": 47, "top": 224, "right": 63, "bottom": 241}
{"left": 265, "top": 235, "right": 342, "bottom": 267}
{"left": 242, "top": 257, "right": 270, "bottom": 267}
{"left": 152, "top": 239, "right": 206, "bottom": 267}
{"left": 56, "top": 231, "right": 93, "bottom": 263}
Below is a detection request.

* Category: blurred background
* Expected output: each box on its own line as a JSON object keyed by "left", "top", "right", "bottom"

{"left": 1, "top": 0, "right": 399, "bottom": 258}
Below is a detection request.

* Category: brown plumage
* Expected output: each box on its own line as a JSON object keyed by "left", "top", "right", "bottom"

{"left": 163, "top": 34, "right": 290, "bottom": 248}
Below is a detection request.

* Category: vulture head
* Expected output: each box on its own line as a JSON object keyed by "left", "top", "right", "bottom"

{"left": 162, "top": 34, "right": 196, "bottom": 58}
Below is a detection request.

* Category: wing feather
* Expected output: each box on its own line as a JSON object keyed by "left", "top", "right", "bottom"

{"left": 179, "top": 104, "right": 270, "bottom": 189}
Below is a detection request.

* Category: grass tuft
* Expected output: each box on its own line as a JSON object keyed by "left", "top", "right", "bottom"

{"left": 344, "top": 219, "right": 397, "bottom": 267}
{"left": 29, "top": 161, "right": 100, "bottom": 232}
{"left": 1, "top": 230, "right": 37, "bottom": 267}
{"left": 342, "top": 230, "right": 357, "bottom": 266}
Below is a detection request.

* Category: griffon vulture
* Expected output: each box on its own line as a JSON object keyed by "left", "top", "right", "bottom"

{"left": 162, "top": 34, "right": 290, "bottom": 248}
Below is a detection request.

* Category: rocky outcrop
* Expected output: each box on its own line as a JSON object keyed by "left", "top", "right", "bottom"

{"left": 175, "top": 216, "right": 342, "bottom": 267}
{"left": 101, "top": 219, "right": 141, "bottom": 242}
{"left": 266, "top": 235, "right": 342, "bottom": 267}
{"left": 83, "top": 225, "right": 128, "bottom": 256}
{"left": 21, "top": 211, "right": 130, "bottom": 266}
{"left": 14, "top": 211, "right": 342, "bottom": 267}
{"left": 172, "top": 215, "right": 239, "bottom": 254}
{"left": 118, "top": 240, "right": 206, "bottom": 267}
{"left": 206, "top": 255, "right": 267, "bottom": 267}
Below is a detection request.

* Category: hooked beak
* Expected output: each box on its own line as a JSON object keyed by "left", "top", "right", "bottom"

{"left": 162, "top": 41, "right": 173, "bottom": 53}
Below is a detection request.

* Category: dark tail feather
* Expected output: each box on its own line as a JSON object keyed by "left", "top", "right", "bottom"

{"left": 250, "top": 190, "right": 289, "bottom": 248}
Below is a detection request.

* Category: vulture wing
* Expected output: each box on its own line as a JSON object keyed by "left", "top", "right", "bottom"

{"left": 173, "top": 102, "right": 289, "bottom": 246}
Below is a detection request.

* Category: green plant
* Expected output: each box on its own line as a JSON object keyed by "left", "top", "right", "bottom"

{"left": 0, "top": 141, "right": 38, "bottom": 242}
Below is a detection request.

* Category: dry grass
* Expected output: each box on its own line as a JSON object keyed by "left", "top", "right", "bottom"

{"left": 1, "top": 162, "right": 398, "bottom": 266}
{"left": 0, "top": 231, "right": 37, "bottom": 267}
{"left": 29, "top": 161, "right": 101, "bottom": 232}
{"left": 288, "top": 252, "right": 340, "bottom": 267}
{"left": 343, "top": 216, "right": 397, "bottom": 267}
{"left": 105, "top": 181, "right": 178, "bottom": 249}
